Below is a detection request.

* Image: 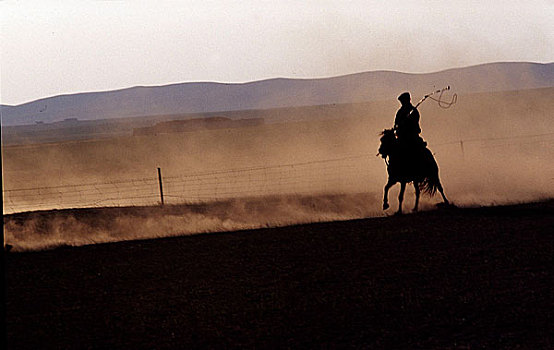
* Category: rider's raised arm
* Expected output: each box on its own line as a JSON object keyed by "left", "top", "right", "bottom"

{"left": 409, "top": 107, "right": 420, "bottom": 122}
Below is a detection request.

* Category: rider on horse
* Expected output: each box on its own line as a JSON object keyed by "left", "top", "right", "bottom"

{"left": 394, "top": 92, "right": 426, "bottom": 151}
{"left": 378, "top": 92, "right": 450, "bottom": 213}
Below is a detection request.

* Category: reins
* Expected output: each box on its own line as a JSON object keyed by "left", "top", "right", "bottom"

{"left": 376, "top": 151, "right": 389, "bottom": 166}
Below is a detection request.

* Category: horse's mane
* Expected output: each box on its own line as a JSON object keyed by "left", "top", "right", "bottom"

{"left": 378, "top": 129, "right": 396, "bottom": 158}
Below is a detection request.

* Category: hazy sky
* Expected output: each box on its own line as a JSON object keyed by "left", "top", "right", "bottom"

{"left": 1, "top": 0, "right": 553, "bottom": 105}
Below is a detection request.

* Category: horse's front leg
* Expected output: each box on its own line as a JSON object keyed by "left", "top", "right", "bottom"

{"left": 383, "top": 179, "right": 395, "bottom": 210}
{"left": 413, "top": 181, "right": 420, "bottom": 212}
{"left": 397, "top": 181, "right": 406, "bottom": 214}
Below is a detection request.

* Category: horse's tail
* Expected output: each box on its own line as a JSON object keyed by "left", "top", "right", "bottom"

{"left": 420, "top": 176, "right": 440, "bottom": 196}
{"left": 418, "top": 148, "right": 441, "bottom": 196}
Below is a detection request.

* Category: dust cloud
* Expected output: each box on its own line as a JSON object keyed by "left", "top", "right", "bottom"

{"left": 4, "top": 194, "right": 380, "bottom": 252}
{"left": 3, "top": 87, "right": 553, "bottom": 251}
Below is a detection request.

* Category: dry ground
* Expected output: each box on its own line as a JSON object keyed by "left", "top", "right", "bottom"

{"left": 6, "top": 200, "right": 554, "bottom": 349}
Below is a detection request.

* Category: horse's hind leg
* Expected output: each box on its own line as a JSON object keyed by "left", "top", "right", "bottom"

{"left": 397, "top": 182, "right": 406, "bottom": 214}
{"left": 413, "top": 181, "right": 420, "bottom": 212}
{"left": 437, "top": 181, "right": 450, "bottom": 205}
{"left": 383, "top": 179, "right": 395, "bottom": 210}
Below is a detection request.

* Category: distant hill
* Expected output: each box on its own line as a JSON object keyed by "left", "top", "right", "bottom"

{"left": 1, "top": 61, "right": 553, "bottom": 126}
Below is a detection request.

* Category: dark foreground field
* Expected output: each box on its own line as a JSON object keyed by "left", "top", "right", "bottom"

{"left": 6, "top": 200, "right": 554, "bottom": 349}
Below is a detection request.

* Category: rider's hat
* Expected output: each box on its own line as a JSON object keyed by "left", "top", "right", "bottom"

{"left": 398, "top": 92, "right": 411, "bottom": 102}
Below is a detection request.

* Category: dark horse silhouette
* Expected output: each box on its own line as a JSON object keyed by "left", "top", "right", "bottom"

{"left": 378, "top": 129, "right": 449, "bottom": 214}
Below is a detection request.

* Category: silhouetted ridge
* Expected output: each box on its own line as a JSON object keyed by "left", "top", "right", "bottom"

{"left": 1, "top": 62, "right": 553, "bottom": 126}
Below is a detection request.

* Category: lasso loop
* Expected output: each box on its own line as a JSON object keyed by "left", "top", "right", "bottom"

{"left": 429, "top": 89, "right": 457, "bottom": 108}
{"left": 414, "top": 86, "right": 457, "bottom": 110}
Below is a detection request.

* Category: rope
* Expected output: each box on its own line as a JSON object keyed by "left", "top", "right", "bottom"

{"left": 414, "top": 86, "right": 457, "bottom": 110}
{"left": 428, "top": 89, "right": 457, "bottom": 109}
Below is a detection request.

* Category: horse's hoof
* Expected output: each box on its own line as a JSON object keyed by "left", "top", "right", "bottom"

{"left": 383, "top": 203, "right": 389, "bottom": 210}
{"left": 437, "top": 202, "right": 456, "bottom": 209}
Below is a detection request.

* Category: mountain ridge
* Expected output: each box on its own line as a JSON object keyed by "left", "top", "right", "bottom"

{"left": 2, "top": 61, "right": 553, "bottom": 126}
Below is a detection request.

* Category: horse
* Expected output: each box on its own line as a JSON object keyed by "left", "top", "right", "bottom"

{"left": 378, "top": 129, "right": 449, "bottom": 214}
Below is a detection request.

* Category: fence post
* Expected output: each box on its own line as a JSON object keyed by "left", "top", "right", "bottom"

{"left": 157, "top": 167, "right": 164, "bottom": 206}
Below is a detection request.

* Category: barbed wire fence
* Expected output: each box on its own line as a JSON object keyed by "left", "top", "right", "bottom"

{"left": 433, "top": 132, "right": 554, "bottom": 158}
{"left": 3, "top": 132, "right": 554, "bottom": 214}
{"left": 2, "top": 155, "right": 376, "bottom": 214}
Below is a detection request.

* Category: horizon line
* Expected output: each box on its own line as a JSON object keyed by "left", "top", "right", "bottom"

{"left": 2, "top": 60, "right": 552, "bottom": 107}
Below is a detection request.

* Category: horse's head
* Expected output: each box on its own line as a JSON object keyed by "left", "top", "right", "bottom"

{"left": 378, "top": 128, "right": 397, "bottom": 158}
